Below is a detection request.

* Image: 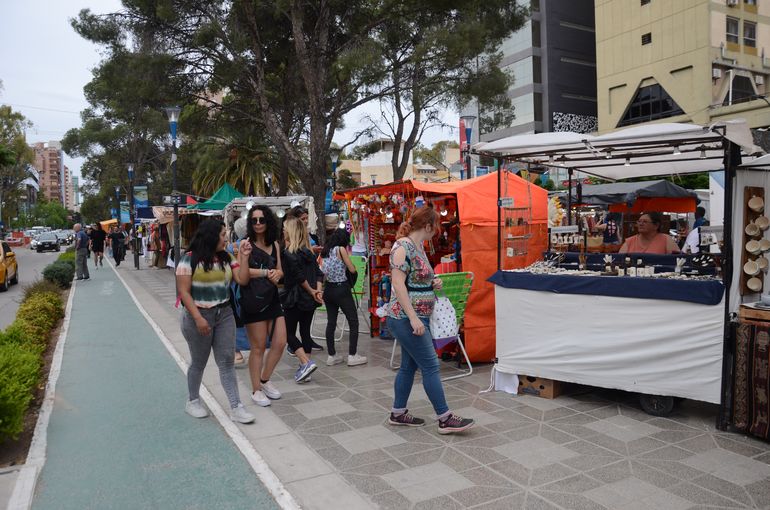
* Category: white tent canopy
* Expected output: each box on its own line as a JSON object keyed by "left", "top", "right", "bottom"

{"left": 739, "top": 152, "right": 770, "bottom": 168}
{"left": 475, "top": 120, "right": 762, "bottom": 181}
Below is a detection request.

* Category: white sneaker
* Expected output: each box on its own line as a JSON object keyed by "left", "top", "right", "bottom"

{"left": 251, "top": 390, "right": 271, "bottom": 407}
{"left": 185, "top": 398, "right": 208, "bottom": 418}
{"left": 261, "top": 380, "right": 282, "bottom": 400}
{"left": 326, "top": 354, "right": 344, "bottom": 366}
{"left": 347, "top": 354, "right": 368, "bottom": 366}
{"left": 229, "top": 404, "right": 256, "bottom": 424}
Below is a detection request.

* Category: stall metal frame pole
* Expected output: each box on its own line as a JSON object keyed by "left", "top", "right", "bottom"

{"left": 567, "top": 168, "right": 572, "bottom": 225}
{"left": 717, "top": 134, "right": 738, "bottom": 431}
{"left": 496, "top": 157, "right": 501, "bottom": 271}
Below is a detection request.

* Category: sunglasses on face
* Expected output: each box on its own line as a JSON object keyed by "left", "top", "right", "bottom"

{"left": 252, "top": 216, "right": 267, "bottom": 225}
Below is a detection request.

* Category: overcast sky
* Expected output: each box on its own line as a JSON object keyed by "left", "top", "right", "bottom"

{"left": 0, "top": 1, "right": 458, "bottom": 184}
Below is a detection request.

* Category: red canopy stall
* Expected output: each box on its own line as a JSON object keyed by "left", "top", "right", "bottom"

{"left": 338, "top": 172, "right": 548, "bottom": 362}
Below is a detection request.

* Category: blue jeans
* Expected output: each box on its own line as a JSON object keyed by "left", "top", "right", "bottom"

{"left": 388, "top": 316, "right": 449, "bottom": 416}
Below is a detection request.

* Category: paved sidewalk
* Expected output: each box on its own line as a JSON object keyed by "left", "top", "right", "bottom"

{"left": 30, "top": 263, "right": 280, "bottom": 510}
{"left": 118, "top": 257, "right": 770, "bottom": 510}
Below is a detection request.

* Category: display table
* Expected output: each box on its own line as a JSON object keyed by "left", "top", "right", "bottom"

{"left": 491, "top": 271, "right": 726, "bottom": 403}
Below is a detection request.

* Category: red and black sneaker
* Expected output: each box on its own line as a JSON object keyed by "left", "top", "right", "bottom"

{"left": 388, "top": 410, "right": 425, "bottom": 427}
{"left": 438, "top": 414, "right": 474, "bottom": 435}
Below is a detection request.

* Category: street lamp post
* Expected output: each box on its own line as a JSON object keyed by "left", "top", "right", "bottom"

{"left": 164, "top": 106, "right": 181, "bottom": 269}
{"left": 115, "top": 186, "right": 121, "bottom": 221}
{"left": 460, "top": 115, "right": 477, "bottom": 180}
{"left": 330, "top": 147, "right": 341, "bottom": 192}
{"left": 128, "top": 163, "right": 139, "bottom": 269}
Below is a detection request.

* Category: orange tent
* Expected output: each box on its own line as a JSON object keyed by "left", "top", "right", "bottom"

{"left": 340, "top": 172, "right": 548, "bottom": 362}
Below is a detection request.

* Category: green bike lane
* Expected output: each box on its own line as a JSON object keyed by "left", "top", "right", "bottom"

{"left": 31, "top": 264, "right": 281, "bottom": 510}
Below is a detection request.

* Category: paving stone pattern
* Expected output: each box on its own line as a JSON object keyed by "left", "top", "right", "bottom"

{"left": 127, "top": 262, "right": 770, "bottom": 510}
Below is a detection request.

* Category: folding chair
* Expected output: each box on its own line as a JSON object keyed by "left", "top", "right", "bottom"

{"left": 389, "top": 271, "right": 474, "bottom": 381}
{"left": 347, "top": 255, "right": 370, "bottom": 331}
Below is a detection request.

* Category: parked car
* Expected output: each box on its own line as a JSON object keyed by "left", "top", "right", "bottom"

{"left": 55, "top": 231, "right": 71, "bottom": 246}
{"left": 0, "top": 241, "right": 18, "bottom": 291}
{"left": 36, "top": 232, "right": 60, "bottom": 252}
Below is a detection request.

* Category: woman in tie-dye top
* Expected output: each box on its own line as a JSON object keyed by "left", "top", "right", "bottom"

{"left": 386, "top": 206, "right": 474, "bottom": 435}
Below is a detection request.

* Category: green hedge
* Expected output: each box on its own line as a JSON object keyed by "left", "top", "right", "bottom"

{"left": 0, "top": 344, "right": 40, "bottom": 440}
{"left": 43, "top": 260, "right": 75, "bottom": 289}
{"left": 0, "top": 282, "right": 65, "bottom": 441}
{"left": 57, "top": 251, "right": 76, "bottom": 264}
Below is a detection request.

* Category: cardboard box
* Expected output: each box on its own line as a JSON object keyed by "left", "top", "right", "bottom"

{"left": 519, "top": 375, "right": 561, "bottom": 399}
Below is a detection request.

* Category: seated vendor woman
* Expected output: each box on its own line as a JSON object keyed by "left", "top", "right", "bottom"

{"left": 619, "top": 212, "right": 680, "bottom": 255}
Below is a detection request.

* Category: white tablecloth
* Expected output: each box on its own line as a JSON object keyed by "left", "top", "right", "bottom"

{"left": 494, "top": 286, "right": 724, "bottom": 403}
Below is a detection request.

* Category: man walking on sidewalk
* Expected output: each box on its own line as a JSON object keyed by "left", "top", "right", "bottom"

{"left": 74, "top": 223, "right": 90, "bottom": 281}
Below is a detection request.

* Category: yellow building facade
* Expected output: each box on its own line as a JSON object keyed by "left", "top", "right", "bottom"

{"left": 596, "top": 0, "right": 770, "bottom": 133}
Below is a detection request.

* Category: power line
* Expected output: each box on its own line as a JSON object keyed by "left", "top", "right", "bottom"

{"left": 1, "top": 102, "right": 82, "bottom": 115}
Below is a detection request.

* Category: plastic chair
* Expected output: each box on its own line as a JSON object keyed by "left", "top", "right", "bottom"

{"left": 389, "top": 272, "right": 474, "bottom": 381}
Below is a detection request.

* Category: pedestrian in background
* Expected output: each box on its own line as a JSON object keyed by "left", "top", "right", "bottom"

{"left": 74, "top": 223, "right": 90, "bottom": 281}
{"left": 320, "top": 228, "right": 367, "bottom": 367}
{"left": 90, "top": 222, "right": 107, "bottom": 268}
{"left": 109, "top": 225, "right": 126, "bottom": 266}
{"left": 236, "top": 205, "right": 287, "bottom": 407}
{"left": 386, "top": 206, "right": 474, "bottom": 434}
{"left": 176, "top": 218, "right": 255, "bottom": 424}
{"left": 281, "top": 216, "right": 323, "bottom": 382}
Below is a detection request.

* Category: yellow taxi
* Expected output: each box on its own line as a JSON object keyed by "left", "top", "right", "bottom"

{"left": 1, "top": 241, "right": 19, "bottom": 291}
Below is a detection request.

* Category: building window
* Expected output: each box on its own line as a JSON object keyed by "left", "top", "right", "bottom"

{"left": 534, "top": 92, "right": 543, "bottom": 122}
{"left": 723, "top": 74, "right": 757, "bottom": 105}
{"left": 727, "top": 17, "right": 740, "bottom": 44}
{"left": 745, "top": 0, "right": 757, "bottom": 5}
{"left": 530, "top": 0, "right": 540, "bottom": 11}
{"left": 533, "top": 56, "right": 542, "bottom": 83}
{"left": 744, "top": 21, "right": 756, "bottom": 47}
{"left": 532, "top": 20, "right": 541, "bottom": 47}
{"left": 641, "top": 32, "right": 652, "bottom": 45}
{"left": 618, "top": 84, "right": 684, "bottom": 127}
{"left": 641, "top": 0, "right": 651, "bottom": 5}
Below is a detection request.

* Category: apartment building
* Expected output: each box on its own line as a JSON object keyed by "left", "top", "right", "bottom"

{"left": 462, "top": 0, "right": 598, "bottom": 146}
{"left": 596, "top": 0, "right": 770, "bottom": 133}
{"left": 32, "top": 141, "right": 65, "bottom": 203}
{"left": 338, "top": 141, "right": 458, "bottom": 186}
{"left": 64, "top": 165, "right": 74, "bottom": 209}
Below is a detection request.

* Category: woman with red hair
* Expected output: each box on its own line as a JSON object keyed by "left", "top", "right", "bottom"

{"left": 386, "top": 206, "right": 474, "bottom": 435}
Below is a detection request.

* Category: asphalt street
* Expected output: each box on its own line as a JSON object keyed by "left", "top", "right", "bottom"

{"left": 0, "top": 245, "right": 60, "bottom": 329}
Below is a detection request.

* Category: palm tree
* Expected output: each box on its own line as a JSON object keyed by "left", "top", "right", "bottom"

{"left": 190, "top": 134, "right": 301, "bottom": 196}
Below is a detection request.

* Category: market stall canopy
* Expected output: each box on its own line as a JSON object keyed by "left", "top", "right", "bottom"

{"left": 152, "top": 206, "right": 196, "bottom": 224}
{"left": 475, "top": 121, "right": 762, "bottom": 181}
{"left": 337, "top": 172, "right": 548, "bottom": 227}
{"left": 739, "top": 153, "right": 770, "bottom": 168}
{"left": 187, "top": 183, "right": 243, "bottom": 211}
{"left": 570, "top": 179, "right": 697, "bottom": 213}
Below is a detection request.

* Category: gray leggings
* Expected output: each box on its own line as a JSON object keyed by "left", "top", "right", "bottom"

{"left": 181, "top": 305, "right": 241, "bottom": 409}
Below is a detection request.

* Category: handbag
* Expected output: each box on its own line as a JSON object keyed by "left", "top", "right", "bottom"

{"left": 279, "top": 285, "right": 301, "bottom": 309}
{"left": 430, "top": 294, "right": 459, "bottom": 349}
{"left": 346, "top": 268, "right": 358, "bottom": 288}
{"left": 239, "top": 242, "right": 277, "bottom": 313}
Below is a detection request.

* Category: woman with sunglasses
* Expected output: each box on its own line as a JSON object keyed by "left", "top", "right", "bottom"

{"left": 236, "top": 205, "right": 288, "bottom": 407}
